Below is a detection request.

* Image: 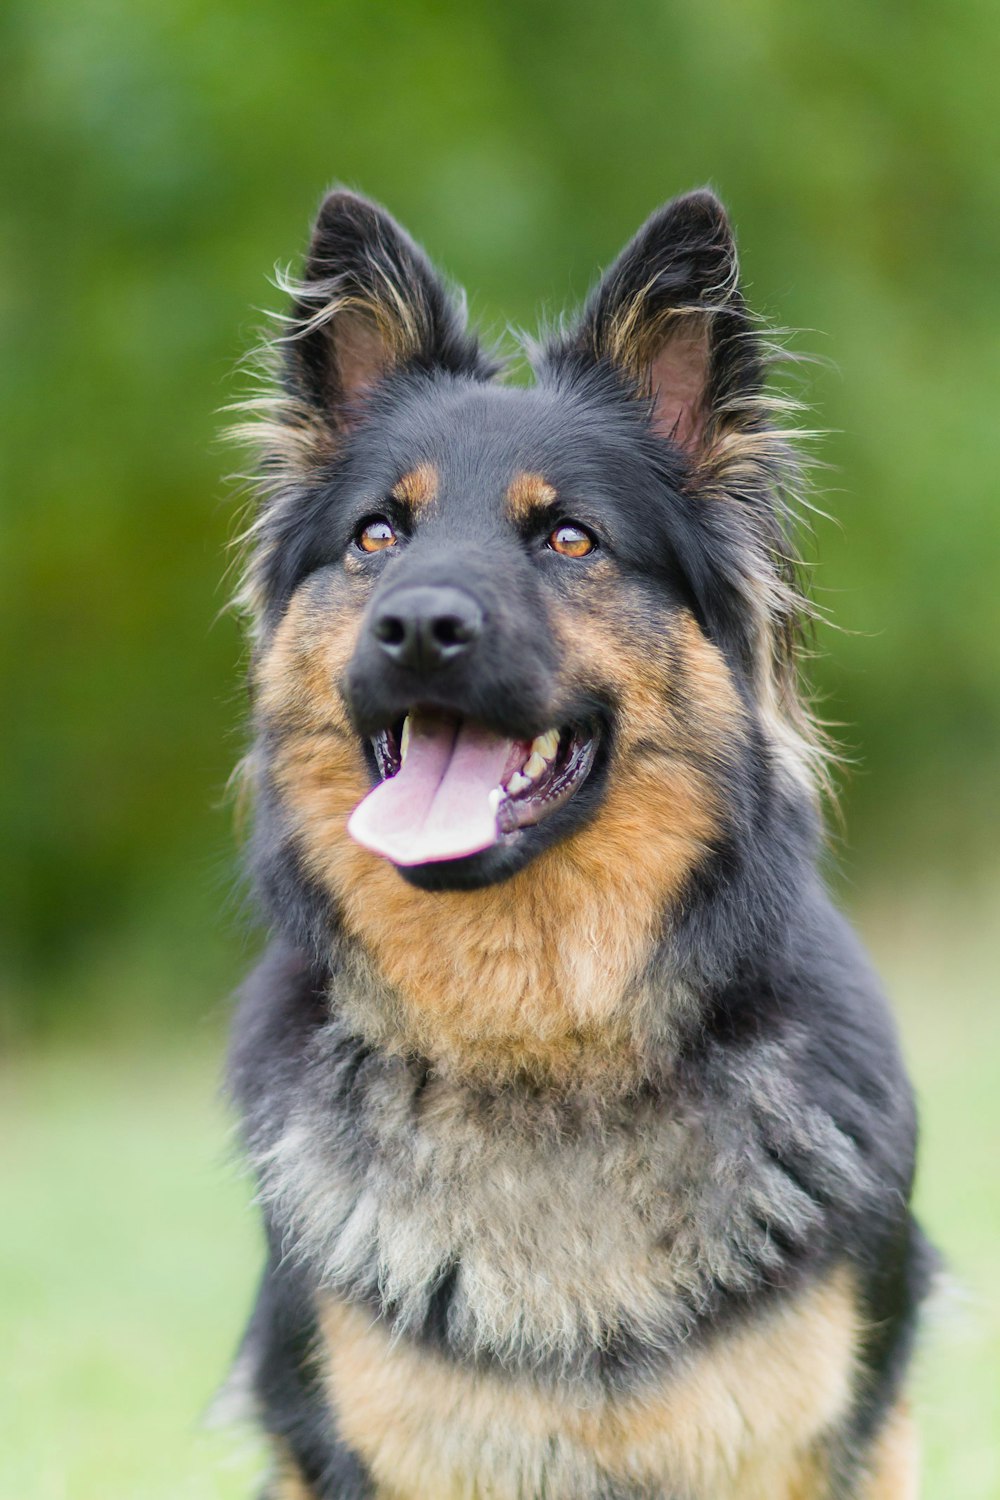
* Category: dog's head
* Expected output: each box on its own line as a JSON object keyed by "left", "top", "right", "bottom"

{"left": 240, "top": 189, "right": 821, "bottom": 955}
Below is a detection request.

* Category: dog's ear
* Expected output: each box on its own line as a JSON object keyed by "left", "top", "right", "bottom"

{"left": 284, "top": 189, "right": 489, "bottom": 421}
{"left": 551, "top": 189, "right": 759, "bottom": 457}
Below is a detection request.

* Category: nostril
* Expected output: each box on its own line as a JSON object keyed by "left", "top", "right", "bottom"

{"left": 432, "top": 614, "right": 474, "bottom": 649}
{"left": 374, "top": 614, "right": 406, "bottom": 647}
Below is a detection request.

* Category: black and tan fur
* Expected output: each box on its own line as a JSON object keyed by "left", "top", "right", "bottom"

{"left": 225, "top": 187, "right": 931, "bottom": 1498}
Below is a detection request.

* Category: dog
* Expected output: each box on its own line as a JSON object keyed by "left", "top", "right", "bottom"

{"left": 224, "top": 186, "right": 932, "bottom": 1498}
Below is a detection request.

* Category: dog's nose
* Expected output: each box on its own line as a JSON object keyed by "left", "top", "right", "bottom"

{"left": 371, "top": 586, "right": 483, "bottom": 672}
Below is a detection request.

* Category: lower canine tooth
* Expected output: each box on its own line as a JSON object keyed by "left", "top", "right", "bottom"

{"left": 524, "top": 751, "right": 547, "bottom": 779}
{"left": 400, "top": 716, "right": 411, "bottom": 763}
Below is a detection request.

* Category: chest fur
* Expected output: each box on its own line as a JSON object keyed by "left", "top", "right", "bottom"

{"left": 318, "top": 1272, "right": 859, "bottom": 1500}
{"left": 254, "top": 1027, "right": 867, "bottom": 1385}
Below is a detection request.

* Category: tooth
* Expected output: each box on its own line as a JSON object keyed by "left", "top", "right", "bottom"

{"left": 400, "top": 716, "right": 411, "bottom": 763}
{"left": 524, "top": 751, "right": 547, "bottom": 780}
{"left": 531, "top": 729, "right": 559, "bottom": 762}
{"left": 488, "top": 787, "right": 502, "bottom": 814}
{"left": 506, "top": 770, "right": 531, "bottom": 795}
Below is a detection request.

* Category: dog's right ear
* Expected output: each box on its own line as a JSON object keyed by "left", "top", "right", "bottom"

{"left": 283, "top": 190, "right": 490, "bottom": 423}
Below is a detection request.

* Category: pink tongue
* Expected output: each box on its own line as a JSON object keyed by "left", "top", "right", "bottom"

{"left": 347, "top": 716, "right": 514, "bottom": 866}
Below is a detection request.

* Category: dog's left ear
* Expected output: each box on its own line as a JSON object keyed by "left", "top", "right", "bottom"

{"left": 551, "top": 189, "right": 759, "bottom": 457}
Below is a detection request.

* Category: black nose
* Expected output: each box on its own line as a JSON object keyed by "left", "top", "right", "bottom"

{"left": 371, "top": 586, "right": 483, "bottom": 672}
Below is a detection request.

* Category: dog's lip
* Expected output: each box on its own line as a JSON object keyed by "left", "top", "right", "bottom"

{"left": 369, "top": 712, "right": 600, "bottom": 836}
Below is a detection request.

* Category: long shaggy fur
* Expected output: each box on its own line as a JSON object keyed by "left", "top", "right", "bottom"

{"left": 222, "top": 186, "right": 931, "bottom": 1500}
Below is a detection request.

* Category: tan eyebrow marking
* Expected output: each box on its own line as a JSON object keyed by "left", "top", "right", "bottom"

{"left": 505, "top": 472, "right": 557, "bottom": 524}
{"left": 390, "top": 463, "right": 439, "bottom": 511}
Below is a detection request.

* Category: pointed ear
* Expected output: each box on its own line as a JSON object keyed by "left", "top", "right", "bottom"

{"left": 552, "top": 189, "right": 760, "bottom": 457}
{"left": 284, "top": 189, "right": 490, "bottom": 421}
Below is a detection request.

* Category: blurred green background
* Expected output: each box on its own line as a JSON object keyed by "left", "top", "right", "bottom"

{"left": 1, "top": 0, "right": 997, "bottom": 1495}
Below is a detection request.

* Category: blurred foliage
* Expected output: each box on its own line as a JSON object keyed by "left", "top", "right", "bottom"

{"left": 2, "top": 0, "right": 998, "bottom": 1034}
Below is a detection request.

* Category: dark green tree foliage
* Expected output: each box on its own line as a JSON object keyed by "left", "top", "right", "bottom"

{"left": 2, "top": 0, "right": 997, "bottom": 1032}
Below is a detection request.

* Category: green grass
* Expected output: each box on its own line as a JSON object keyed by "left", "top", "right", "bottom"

{"left": 858, "top": 886, "right": 1000, "bottom": 1496}
{"left": 2, "top": 888, "right": 998, "bottom": 1498}
{"left": 0, "top": 1042, "right": 266, "bottom": 1499}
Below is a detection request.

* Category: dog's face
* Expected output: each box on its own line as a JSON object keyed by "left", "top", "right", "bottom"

{"left": 246, "top": 189, "right": 814, "bottom": 936}
{"left": 289, "top": 374, "right": 726, "bottom": 893}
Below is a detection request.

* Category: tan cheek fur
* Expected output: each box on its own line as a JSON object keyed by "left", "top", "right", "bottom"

{"left": 318, "top": 1267, "right": 858, "bottom": 1500}
{"left": 258, "top": 582, "right": 743, "bottom": 1079}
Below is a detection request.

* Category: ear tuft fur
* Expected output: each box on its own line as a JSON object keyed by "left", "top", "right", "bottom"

{"left": 226, "top": 191, "right": 496, "bottom": 632}
{"left": 542, "top": 189, "right": 833, "bottom": 798}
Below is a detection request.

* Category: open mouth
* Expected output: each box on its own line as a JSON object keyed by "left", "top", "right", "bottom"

{"left": 347, "top": 710, "right": 599, "bottom": 867}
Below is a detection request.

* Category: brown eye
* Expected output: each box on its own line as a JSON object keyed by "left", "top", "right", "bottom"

{"left": 356, "top": 517, "right": 397, "bottom": 553}
{"left": 548, "top": 523, "right": 595, "bottom": 558}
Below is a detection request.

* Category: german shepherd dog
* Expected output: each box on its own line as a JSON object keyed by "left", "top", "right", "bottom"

{"left": 226, "top": 187, "right": 932, "bottom": 1498}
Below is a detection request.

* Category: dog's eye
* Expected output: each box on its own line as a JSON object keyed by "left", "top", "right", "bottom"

{"left": 548, "top": 523, "right": 596, "bottom": 558}
{"left": 356, "top": 517, "right": 397, "bottom": 553}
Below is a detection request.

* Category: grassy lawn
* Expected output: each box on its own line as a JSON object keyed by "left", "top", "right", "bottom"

{"left": 2, "top": 888, "right": 997, "bottom": 1498}
{"left": 0, "top": 1040, "right": 266, "bottom": 1499}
